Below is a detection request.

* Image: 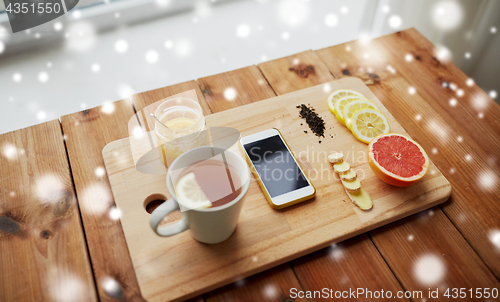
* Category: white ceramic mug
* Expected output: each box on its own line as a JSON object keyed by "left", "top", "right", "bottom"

{"left": 149, "top": 146, "right": 250, "bottom": 244}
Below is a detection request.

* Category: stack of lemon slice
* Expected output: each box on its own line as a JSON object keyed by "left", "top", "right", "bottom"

{"left": 327, "top": 89, "right": 390, "bottom": 144}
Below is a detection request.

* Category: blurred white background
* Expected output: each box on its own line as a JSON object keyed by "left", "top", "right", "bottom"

{"left": 0, "top": 0, "right": 499, "bottom": 134}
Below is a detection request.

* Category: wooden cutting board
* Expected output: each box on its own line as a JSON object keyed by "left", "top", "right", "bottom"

{"left": 102, "top": 77, "right": 451, "bottom": 302}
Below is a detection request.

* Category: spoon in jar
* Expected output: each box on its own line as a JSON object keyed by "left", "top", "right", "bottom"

{"left": 150, "top": 113, "right": 170, "bottom": 129}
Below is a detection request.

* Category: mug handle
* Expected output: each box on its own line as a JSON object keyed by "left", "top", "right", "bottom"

{"left": 149, "top": 199, "right": 189, "bottom": 236}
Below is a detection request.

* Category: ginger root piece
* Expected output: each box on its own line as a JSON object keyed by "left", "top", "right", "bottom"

{"left": 328, "top": 152, "right": 372, "bottom": 210}
{"left": 333, "top": 161, "right": 350, "bottom": 174}
{"left": 345, "top": 187, "right": 373, "bottom": 210}
{"left": 328, "top": 152, "right": 344, "bottom": 163}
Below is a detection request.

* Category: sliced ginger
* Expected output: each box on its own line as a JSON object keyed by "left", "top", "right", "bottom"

{"left": 328, "top": 152, "right": 344, "bottom": 163}
{"left": 333, "top": 161, "right": 350, "bottom": 174}
{"left": 329, "top": 155, "right": 372, "bottom": 210}
{"left": 345, "top": 187, "right": 373, "bottom": 210}
{"left": 341, "top": 178, "right": 361, "bottom": 193}
{"left": 340, "top": 169, "right": 357, "bottom": 181}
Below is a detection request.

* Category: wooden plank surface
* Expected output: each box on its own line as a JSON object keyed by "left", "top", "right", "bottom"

{"left": 257, "top": 51, "right": 410, "bottom": 298}
{"left": 205, "top": 265, "right": 307, "bottom": 302}
{"left": 0, "top": 121, "right": 97, "bottom": 302}
{"left": 361, "top": 29, "right": 500, "bottom": 278}
{"left": 291, "top": 235, "right": 410, "bottom": 302}
{"left": 197, "top": 66, "right": 276, "bottom": 112}
{"left": 259, "top": 50, "right": 334, "bottom": 95}
{"left": 60, "top": 101, "right": 145, "bottom": 302}
{"left": 315, "top": 29, "right": 500, "bottom": 291}
{"left": 388, "top": 30, "right": 500, "bottom": 160}
{"left": 132, "top": 80, "right": 211, "bottom": 116}
{"left": 371, "top": 207, "right": 500, "bottom": 297}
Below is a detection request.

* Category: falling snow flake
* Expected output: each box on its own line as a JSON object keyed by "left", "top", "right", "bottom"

{"left": 324, "top": 14, "right": 339, "bottom": 28}
{"left": 115, "top": 39, "right": 128, "bottom": 53}
{"left": 164, "top": 40, "right": 173, "bottom": 49}
{"left": 72, "top": 10, "right": 82, "bottom": 19}
{"left": 91, "top": 63, "right": 101, "bottom": 73}
{"left": 388, "top": 15, "right": 402, "bottom": 29}
{"left": 109, "top": 206, "right": 122, "bottom": 220}
{"left": 54, "top": 22, "right": 63, "bottom": 31}
{"left": 3, "top": 144, "right": 17, "bottom": 160}
{"left": 145, "top": 50, "right": 159, "bottom": 63}
{"left": 478, "top": 170, "right": 497, "bottom": 192}
{"left": 13, "top": 73, "right": 22, "bottom": 82}
{"left": 38, "top": 72, "right": 49, "bottom": 83}
{"left": 489, "top": 229, "right": 500, "bottom": 250}
{"left": 432, "top": 1, "right": 463, "bottom": 31}
{"left": 174, "top": 39, "right": 193, "bottom": 57}
{"left": 236, "top": 24, "right": 251, "bottom": 38}
{"left": 413, "top": 253, "right": 446, "bottom": 285}
{"left": 489, "top": 90, "right": 497, "bottom": 99}
{"left": 277, "top": 0, "right": 310, "bottom": 27}
{"left": 36, "top": 111, "right": 47, "bottom": 121}
{"left": 95, "top": 167, "right": 106, "bottom": 177}
{"left": 224, "top": 87, "right": 237, "bottom": 101}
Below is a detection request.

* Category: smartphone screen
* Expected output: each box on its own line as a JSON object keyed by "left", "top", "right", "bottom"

{"left": 243, "top": 135, "right": 309, "bottom": 197}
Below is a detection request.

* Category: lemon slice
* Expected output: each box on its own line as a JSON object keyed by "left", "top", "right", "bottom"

{"left": 327, "top": 89, "right": 366, "bottom": 115}
{"left": 333, "top": 96, "right": 367, "bottom": 126}
{"left": 350, "top": 109, "right": 390, "bottom": 144}
{"left": 343, "top": 99, "right": 381, "bottom": 130}
{"left": 175, "top": 172, "right": 211, "bottom": 210}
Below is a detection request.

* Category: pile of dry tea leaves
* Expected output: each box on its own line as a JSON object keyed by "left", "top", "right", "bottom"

{"left": 296, "top": 104, "right": 325, "bottom": 137}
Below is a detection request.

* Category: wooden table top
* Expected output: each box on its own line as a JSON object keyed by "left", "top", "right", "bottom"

{"left": 1, "top": 28, "right": 499, "bottom": 302}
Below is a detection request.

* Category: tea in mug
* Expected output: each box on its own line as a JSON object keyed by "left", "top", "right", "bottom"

{"left": 175, "top": 159, "right": 242, "bottom": 209}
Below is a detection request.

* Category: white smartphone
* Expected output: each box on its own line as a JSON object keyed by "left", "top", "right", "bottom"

{"left": 239, "top": 128, "right": 315, "bottom": 209}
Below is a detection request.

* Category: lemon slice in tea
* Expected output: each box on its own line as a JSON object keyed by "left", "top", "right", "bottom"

{"left": 175, "top": 172, "right": 212, "bottom": 210}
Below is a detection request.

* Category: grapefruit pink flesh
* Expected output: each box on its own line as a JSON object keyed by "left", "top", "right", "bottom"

{"left": 371, "top": 135, "right": 425, "bottom": 178}
{"left": 368, "top": 133, "right": 429, "bottom": 187}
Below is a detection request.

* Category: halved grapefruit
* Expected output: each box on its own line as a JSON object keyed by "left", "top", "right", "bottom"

{"left": 368, "top": 133, "right": 429, "bottom": 187}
